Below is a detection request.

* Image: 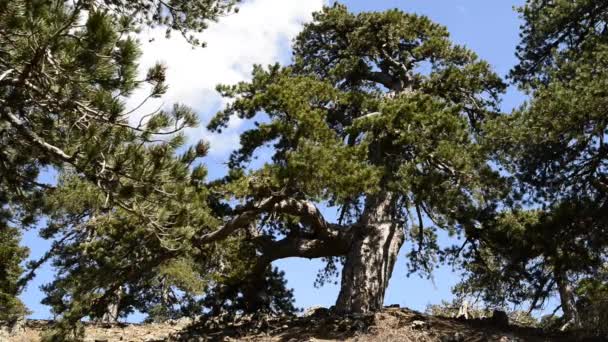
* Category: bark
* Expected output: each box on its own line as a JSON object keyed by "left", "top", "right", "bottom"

{"left": 100, "top": 302, "right": 120, "bottom": 323}
{"left": 196, "top": 197, "right": 343, "bottom": 245}
{"left": 554, "top": 267, "right": 581, "bottom": 330}
{"left": 335, "top": 192, "right": 405, "bottom": 313}
{"left": 99, "top": 286, "right": 122, "bottom": 323}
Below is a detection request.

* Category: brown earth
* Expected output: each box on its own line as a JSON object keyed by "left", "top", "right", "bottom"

{"left": 5, "top": 307, "right": 605, "bottom": 342}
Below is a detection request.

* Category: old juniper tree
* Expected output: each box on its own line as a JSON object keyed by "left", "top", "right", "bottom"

{"left": 204, "top": 4, "right": 505, "bottom": 313}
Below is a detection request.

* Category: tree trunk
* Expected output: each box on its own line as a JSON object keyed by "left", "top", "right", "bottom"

{"left": 99, "top": 286, "right": 122, "bottom": 323}
{"left": 554, "top": 267, "right": 581, "bottom": 330}
{"left": 335, "top": 192, "right": 404, "bottom": 313}
{"left": 101, "top": 302, "right": 120, "bottom": 323}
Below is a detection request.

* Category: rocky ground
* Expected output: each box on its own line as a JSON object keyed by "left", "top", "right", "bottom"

{"left": 4, "top": 307, "right": 605, "bottom": 342}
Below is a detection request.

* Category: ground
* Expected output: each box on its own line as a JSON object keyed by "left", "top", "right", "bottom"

{"left": 5, "top": 307, "right": 605, "bottom": 342}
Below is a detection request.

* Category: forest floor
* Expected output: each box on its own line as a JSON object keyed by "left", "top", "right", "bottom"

{"left": 6, "top": 307, "right": 605, "bottom": 342}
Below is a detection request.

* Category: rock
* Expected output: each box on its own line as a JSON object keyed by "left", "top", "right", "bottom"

{"left": 0, "top": 315, "right": 26, "bottom": 340}
{"left": 0, "top": 328, "right": 9, "bottom": 342}
{"left": 385, "top": 304, "right": 400, "bottom": 309}
{"left": 173, "top": 317, "right": 192, "bottom": 326}
{"left": 499, "top": 334, "right": 520, "bottom": 342}
{"left": 411, "top": 320, "right": 429, "bottom": 330}
{"left": 491, "top": 310, "right": 509, "bottom": 327}
{"left": 303, "top": 306, "right": 330, "bottom": 318}
{"left": 10, "top": 315, "right": 26, "bottom": 334}
{"left": 352, "top": 319, "right": 367, "bottom": 331}
{"left": 456, "top": 300, "right": 470, "bottom": 320}
{"left": 440, "top": 332, "right": 465, "bottom": 342}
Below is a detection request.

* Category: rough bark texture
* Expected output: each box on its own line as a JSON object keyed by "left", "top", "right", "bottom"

{"left": 555, "top": 268, "right": 581, "bottom": 330}
{"left": 335, "top": 193, "right": 405, "bottom": 313}
{"left": 100, "top": 302, "right": 120, "bottom": 324}
{"left": 99, "top": 286, "right": 122, "bottom": 323}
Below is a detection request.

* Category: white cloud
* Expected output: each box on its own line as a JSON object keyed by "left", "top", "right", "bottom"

{"left": 127, "top": 0, "right": 325, "bottom": 157}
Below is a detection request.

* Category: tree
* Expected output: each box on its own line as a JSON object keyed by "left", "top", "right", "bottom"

{"left": 458, "top": 0, "right": 608, "bottom": 331}
{"left": 0, "top": 225, "right": 29, "bottom": 326}
{"left": 41, "top": 172, "right": 299, "bottom": 329}
{"left": 0, "top": 0, "right": 238, "bottom": 201}
{"left": 455, "top": 204, "right": 608, "bottom": 330}
{"left": 0, "top": 0, "right": 236, "bottom": 332}
{"left": 203, "top": 4, "right": 505, "bottom": 314}
{"left": 0, "top": 1, "right": 299, "bottom": 334}
{"left": 511, "top": 0, "right": 608, "bottom": 85}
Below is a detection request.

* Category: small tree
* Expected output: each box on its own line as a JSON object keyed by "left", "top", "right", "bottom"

{"left": 0, "top": 226, "right": 29, "bottom": 326}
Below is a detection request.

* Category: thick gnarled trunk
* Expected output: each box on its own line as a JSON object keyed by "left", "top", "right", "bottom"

{"left": 555, "top": 267, "right": 581, "bottom": 330}
{"left": 335, "top": 193, "right": 404, "bottom": 313}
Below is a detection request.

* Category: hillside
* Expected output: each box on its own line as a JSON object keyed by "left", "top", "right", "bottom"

{"left": 5, "top": 307, "right": 604, "bottom": 342}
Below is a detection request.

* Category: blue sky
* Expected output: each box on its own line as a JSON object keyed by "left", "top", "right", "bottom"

{"left": 21, "top": 0, "right": 529, "bottom": 320}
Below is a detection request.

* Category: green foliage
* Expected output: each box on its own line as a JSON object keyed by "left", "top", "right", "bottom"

{"left": 210, "top": 4, "right": 506, "bottom": 278}
{"left": 461, "top": 0, "right": 608, "bottom": 332}
{"left": 0, "top": 225, "right": 29, "bottom": 324}
{"left": 92, "top": 0, "right": 240, "bottom": 46}
{"left": 512, "top": 0, "right": 608, "bottom": 84}
{"left": 199, "top": 266, "right": 299, "bottom": 318}
{"left": 489, "top": 43, "right": 608, "bottom": 201}
{"left": 575, "top": 273, "right": 608, "bottom": 335}
{"left": 39, "top": 154, "right": 215, "bottom": 324}
{"left": 456, "top": 203, "right": 608, "bottom": 309}
{"left": 0, "top": 0, "right": 237, "bottom": 337}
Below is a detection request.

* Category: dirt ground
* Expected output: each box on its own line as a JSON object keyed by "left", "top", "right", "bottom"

{"left": 6, "top": 308, "right": 604, "bottom": 342}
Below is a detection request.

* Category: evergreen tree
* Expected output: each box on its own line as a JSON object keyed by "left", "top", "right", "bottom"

{"left": 458, "top": 0, "right": 608, "bottom": 331}
{"left": 0, "top": 225, "right": 29, "bottom": 326}
{"left": 0, "top": 0, "right": 236, "bottom": 333}
{"left": 202, "top": 4, "right": 505, "bottom": 314}
{"left": 456, "top": 204, "right": 608, "bottom": 330}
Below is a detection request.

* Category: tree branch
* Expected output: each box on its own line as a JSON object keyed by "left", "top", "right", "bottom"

{"left": 195, "top": 196, "right": 344, "bottom": 246}
{"left": 257, "top": 234, "right": 351, "bottom": 261}
{"left": 1, "top": 107, "right": 75, "bottom": 162}
{"left": 367, "top": 71, "right": 397, "bottom": 90}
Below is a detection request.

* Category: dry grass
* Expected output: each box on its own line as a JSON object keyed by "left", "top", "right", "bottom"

{"left": 7, "top": 308, "right": 597, "bottom": 342}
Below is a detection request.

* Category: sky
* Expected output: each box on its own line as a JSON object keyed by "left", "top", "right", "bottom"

{"left": 21, "top": 0, "right": 529, "bottom": 320}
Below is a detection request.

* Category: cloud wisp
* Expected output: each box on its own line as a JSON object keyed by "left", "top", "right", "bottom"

{"left": 127, "top": 0, "right": 324, "bottom": 157}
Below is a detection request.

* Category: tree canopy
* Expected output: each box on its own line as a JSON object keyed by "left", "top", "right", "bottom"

{"left": 207, "top": 3, "right": 505, "bottom": 314}
{"left": 456, "top": 0, "right": 608, "bottom": 332}
{"left": 0, "top": 0, "right": 235, "bottom": 337}
{"left": 2, "top": 0, "right": 608, "bottom": 340}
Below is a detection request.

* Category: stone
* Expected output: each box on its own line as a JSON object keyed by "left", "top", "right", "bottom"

{"left": 411, "top": 320, "right": 429, "bottom": 330}
{"left": 10, "top": 315, "right": 27, "bottom": 334}
{"left": 456, "top": 300, "right": 470, "bottom": 320}
{"left": 440, "top": 332, "right": 465, "bottom": 342}
{"left": 352, "top": 319, "right": 367, "bottom": 331}
{"left": 491, "top": 310, "right": 509, "bottom": 328}
{"left": 303, "top": 306, "right": 330, "bottom": 318}
{"left": 499, "top": 335, "right": 520, "bottom": 342}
